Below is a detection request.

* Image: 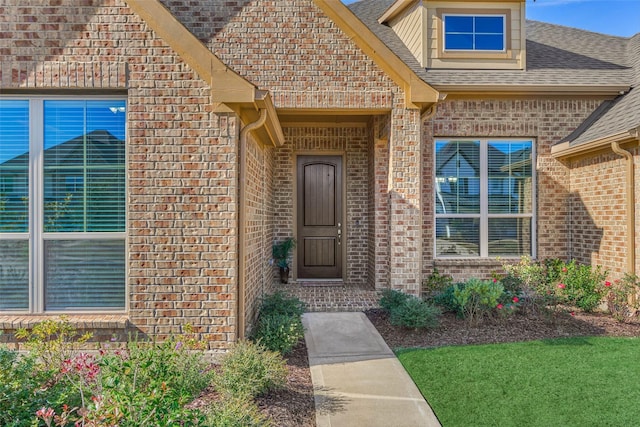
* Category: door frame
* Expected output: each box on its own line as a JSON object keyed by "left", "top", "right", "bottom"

{"left": 293, "top": 151, "right": 347, "bottom": 282}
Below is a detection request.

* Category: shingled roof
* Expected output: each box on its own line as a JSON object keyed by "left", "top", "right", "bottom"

{"left": 348, "top": 0, "right": 640, "bottom": 148}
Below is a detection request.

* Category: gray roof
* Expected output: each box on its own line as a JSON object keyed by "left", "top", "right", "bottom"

{"left": 348, "top": 0, "right": 640, "bottom": 146}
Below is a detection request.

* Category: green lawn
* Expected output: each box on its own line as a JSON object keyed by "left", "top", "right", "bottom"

{"left": 397, "top": 337, "right": 640, "bottom": 427}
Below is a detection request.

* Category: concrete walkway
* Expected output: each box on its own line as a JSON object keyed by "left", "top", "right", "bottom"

{"left": 302, "top": 312, "right": 441, "bottom": 427}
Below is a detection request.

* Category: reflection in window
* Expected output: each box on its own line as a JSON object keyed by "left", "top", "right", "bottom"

{"left": 435, "top": 139, "right": 534, "bottom": 258}
{"left": 0, "top": 98, "right": 126, "bottom": 311}
{"left": 444, "top": 15, "right": 505, "bottom": 51}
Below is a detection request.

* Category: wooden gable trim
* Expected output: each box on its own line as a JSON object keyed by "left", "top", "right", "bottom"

{"left": 378, "top": 0, "right": 418, "bottom": 24}
{"left": 124, "top": 0, "right": 284, "bottom": 146}
{"left": 314, "top": 0, "right": 439, "bottom": 110}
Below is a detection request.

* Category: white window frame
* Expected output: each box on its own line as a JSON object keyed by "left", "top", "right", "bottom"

{"left": 442, "top": 13, "right": 507, "bottom": 53}
{"left": 434, "top": 138, "right": 536, "bottom": 259}
{"left": 0, "top": 96, "right": 127, "bottom": 314}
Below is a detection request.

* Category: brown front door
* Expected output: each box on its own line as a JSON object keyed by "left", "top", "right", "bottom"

{"left": 297, "top": 155, "right": 343, "bottom": 279}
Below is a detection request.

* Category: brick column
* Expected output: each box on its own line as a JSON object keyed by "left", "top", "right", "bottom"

{"left": 387, "top": 104, "right": 423, "bottom": 295}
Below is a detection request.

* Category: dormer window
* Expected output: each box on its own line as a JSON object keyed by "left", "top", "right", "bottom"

{"left": 443, "top": 14, "right": 506, "bottom": 52}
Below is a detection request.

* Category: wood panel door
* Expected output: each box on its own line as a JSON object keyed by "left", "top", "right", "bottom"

{"left": 297, "top": 156, "right": 343, "bottom": 279}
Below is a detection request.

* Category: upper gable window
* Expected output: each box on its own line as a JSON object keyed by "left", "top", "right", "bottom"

{"left": 443, "top": 14, "right": 506, "bottom": 52}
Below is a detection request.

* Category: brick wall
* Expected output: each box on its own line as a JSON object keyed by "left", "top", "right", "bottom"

{"left": 163, "top": 0, "right": 397, "bottom": 110}
{"left": 1, "top": 0, "right": 240, "bottom": 350}
{"left": 423, "top": 98, "right": 605, "bottom": 282}
{"left": 568, "top": 149, "right": 634, "bottom": 279}
{"left": 242, "top": 133, "right": 275, "bottom": 333}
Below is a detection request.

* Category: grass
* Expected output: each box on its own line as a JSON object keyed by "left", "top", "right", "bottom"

{"left": 397, "top": 337, "right": 640, "bottom": 427}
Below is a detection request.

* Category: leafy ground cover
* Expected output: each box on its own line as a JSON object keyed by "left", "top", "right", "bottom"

{"left": 397, "top": 336, "right": 640, "bottom": 427}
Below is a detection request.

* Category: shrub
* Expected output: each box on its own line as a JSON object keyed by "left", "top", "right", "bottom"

{"left": 379, "top": 288, "right": 410, "bottom": 312}
{"left": 252, "top": 314, "right": 304, "bottom": 355}
{"left": 15, "top": 315, "right": 92, "bottom": 368}
{"left": 252, "top": 292, "right": 305, "bottom": 354}
{"left": 0, "top": 349, "right": 67, "bottom": 427}
{"left": 96, "top": 335, "right": 213, "bottom": 425}
{"left": 606, "top": 274, "right": 640, "bottom": 322}
{"left": 259, "top": 291, "right": 305, "bottom": 318}
{"left": 453, "top": 279, "right": 504, "bottom": 324}
{"left": 551, "top": 260, "right": 607, "bottom": 312}
{"left": 204, "top": 397, "right": 271, "bottom": 427}
{"left": 423, "top": 268, "right": 453, "bottom": 297}
{"left": 13, "top": 317, "right": 214, "bottom": 427}
{"left": 390, "top": 297, "right": 441, "bottom": 329}
{"left": 214, "top": 340, "right": 287, "bottom": 400}
{"left": 432, "top": 283, "right": 465, "bottom": 316}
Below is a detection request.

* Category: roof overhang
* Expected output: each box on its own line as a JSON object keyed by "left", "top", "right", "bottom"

{"left": 433, "top": 84, "right": 630, "bottom": 97}
{"left": 314, "top": 0, "right": 439, "bottom": 112}
{"left": 552, "top": 126, "right": 640, "bottom": 159}
{"left": 379, "top": 0, "right": 526, "bottom": 25}
{"left": 124, "top": 0, "right": 284, "bottom": 147}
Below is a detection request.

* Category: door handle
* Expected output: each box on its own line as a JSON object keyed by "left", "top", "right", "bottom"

{"left": 337, "top": 223, "right": 342, "bottom": 246}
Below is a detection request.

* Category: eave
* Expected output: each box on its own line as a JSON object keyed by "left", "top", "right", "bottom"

{"left": 378, "top": 0, "right": 417, "bottom": 24}
{"left": 314, "top": 0, "right": 439, "bottom": 111}
{"left": 433, "top": 84, "right": 630, "bottom": 97}
{"left": 551, "top": 127, "right": 640, "bottom": 159}
{"left": 124, "top": 0, "right": 284, "bottom": 147}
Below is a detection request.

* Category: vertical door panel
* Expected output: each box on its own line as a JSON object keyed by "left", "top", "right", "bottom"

{"left": 297, "top": 156, "right": 342, "bottom": 279}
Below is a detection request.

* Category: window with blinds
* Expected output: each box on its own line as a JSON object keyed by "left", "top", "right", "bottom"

{"left": 0, "top": 98, "right": 126, "bottom": 312}
{"left": 435, "top": 139, "right": 534, "bottom": 258}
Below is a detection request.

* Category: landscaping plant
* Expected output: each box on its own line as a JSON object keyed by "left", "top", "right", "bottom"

{"left": 389, "top": 297, "right": 441, "bottom": 330}
{"left": 8, "top": 318, "right": 216, "bottom": 426}
{"left": 252, "top": 291, "right": 305, "bottom": 355}
{"left": 379, "top": 289, "right": 441, "bottom": 330}
{"left": 453, "top": 278, "right": 504, "bottom": 324}
{"left": 379, "top": 288, "right": 410, "bottom": 312}
{"left": 214, "top": 340, "right": 287, "bottom": 401}
{"left": 606, "top": 274, "right": 640, "bottom": 322}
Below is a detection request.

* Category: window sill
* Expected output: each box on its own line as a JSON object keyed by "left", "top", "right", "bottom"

{"left": 0, "top": 314, "right": 130, "bottom": 330}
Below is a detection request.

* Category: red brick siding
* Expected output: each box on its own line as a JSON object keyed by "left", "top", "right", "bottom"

{"left": 568, "top": 150, "right": 630, "bottom": 279}
{"left": 242, "top": 133, "right": 276, "bottom": 333}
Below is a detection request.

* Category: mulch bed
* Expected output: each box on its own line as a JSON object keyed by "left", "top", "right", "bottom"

{"left": 256, "top": 341, "right": 316, "bottom": 427}
{"left": 365, "top": 308, "right": 640, "bottom": 349}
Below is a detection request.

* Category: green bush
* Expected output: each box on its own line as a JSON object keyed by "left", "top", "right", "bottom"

{"left": 97, "top": 336, "right": 213, "bottom": 425}
{"left": 204, "top": 397, "right": 271, "bottom": 427}
{"left": 606, "top": 274, "right": 640, "bottom": 321}
{"left": 555, "top": 260, "right": 607, "bottom": 312}
{"left": 253, "top": 314, "right": 304, "bottom": 355}
{"left": 453, "top": 279, "right": 504, "bottom": 324}
{"left": 432, "top": 283, "right": 465, "bottom": 315}
{"left": 423, "top": 268, "right": 454, "bottom": 296}
{"left": 252, "top": 292, "right": 305, "bottom": 354}
{"left": 379, "top": 288, "right": 411, "bottom": 312}
{"left": 0, "top": 349, "right": 69, "bottom": 427}
{"left": 215, "top": 340, "right": 287, "bottom": 400}
{"left": 390, "top": 297, "right": 441, "bottom": 329}
{"left": 259, "top": 291, "right": 305, "bottom": 318}
{"left": 11, "top": 317, "right": 214, "bottom": 427}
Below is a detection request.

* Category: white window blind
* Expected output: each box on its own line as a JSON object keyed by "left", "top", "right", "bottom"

{"left": 0, "top": 97, "right": 126, "bottom": 312}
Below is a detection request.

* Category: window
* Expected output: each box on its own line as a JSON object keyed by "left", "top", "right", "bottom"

{"left": 0, "top": 98, "right": 126, "bottom": 312}
{"left": 443, "top": 14, "right": 505, "bottom": 51}
{"left": 435, "top": 139, "right": 534, "bottom": 258}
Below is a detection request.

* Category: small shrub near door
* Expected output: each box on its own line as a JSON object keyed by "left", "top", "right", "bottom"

{"left": 252, "top": 291, "right": 306, "bottom": 355}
